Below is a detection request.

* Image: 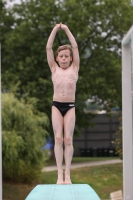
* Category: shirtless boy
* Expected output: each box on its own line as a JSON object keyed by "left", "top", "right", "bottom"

{"left": 46, "top": 23, "right": 79, "bottom": 184}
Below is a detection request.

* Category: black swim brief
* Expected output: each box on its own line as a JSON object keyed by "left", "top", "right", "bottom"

{"left": 52, "top": 101, "right": 75, "bottom": 116}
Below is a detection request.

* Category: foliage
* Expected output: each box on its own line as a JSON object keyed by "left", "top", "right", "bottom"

{"left": 1, "top": 0, "right": 133, "bottom": 132}
{"left": 2, "top": 92, "right": 49, "bottom": 183}
{"left": 115, "top": 117, "right": 122, "bottom": 159}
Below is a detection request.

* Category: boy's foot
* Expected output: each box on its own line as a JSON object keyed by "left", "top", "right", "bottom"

{"left": 56, "top": 171, "right": 64, "bottom": 184}
{"left": 64, "top": 173, "right": 72, "bottom": 184}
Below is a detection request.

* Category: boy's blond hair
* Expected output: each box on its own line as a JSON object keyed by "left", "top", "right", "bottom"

{"left": 56, "top": 44, "right": 73, "bottom": 58}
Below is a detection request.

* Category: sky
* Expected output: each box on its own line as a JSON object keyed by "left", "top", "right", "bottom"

{"left": 6, "top": 0, "right": 21, "bottom": 8}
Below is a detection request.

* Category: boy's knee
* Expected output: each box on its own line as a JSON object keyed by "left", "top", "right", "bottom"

{"left": 55, "top": 137, "right": 63, "bottom": 145}
{"left": 64, "top": 137, "right": 72, "bottom": 146}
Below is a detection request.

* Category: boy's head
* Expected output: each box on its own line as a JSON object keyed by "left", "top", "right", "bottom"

{"left": 56, "top": 45, "right": 73, "bottom": 69}
{"left": 56, "top": 44, "right": 73, "bottom": 57}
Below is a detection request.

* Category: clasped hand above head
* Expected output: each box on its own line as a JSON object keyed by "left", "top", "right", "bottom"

{"left": 54, "top": 22, "right": 68, "bottom": 31}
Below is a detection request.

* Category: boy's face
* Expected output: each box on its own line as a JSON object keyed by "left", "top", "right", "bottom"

{"left": 56, "top": 49, "right": 72, "bottom": 69}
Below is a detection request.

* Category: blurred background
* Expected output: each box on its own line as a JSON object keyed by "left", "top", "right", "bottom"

{"left": 1, "top": 0, "right": 133, "bottom": 199}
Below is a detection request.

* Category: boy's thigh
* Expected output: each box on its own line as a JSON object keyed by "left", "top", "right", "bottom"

{"left": 64, "top": 108, "right": 75, "bottom": 137}
{"left": 52, "top": 106, "right": 63, "bottom": 136}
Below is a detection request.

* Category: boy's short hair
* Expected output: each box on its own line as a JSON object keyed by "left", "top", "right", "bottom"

{"left": 56, "top": 44, "right": 73, "bottom": 57}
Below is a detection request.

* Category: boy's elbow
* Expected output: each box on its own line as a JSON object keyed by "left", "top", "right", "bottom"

{"left": 72, "top": 44, "right": 78, "bottom": 49}
{"left": 46, "top": 45, "right": 52, "bottom": 50}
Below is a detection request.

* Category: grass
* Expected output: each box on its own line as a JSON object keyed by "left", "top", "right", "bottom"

{"left": 3, "top": 157, "right": 122, "bottom": 200}
{"left": 46, "top": 156, "right": 119, "bottom": 166}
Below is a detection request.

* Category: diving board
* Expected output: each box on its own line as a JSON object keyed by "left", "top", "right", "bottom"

{"left": 25, "top": 184, "right": 101, "bottom": 200}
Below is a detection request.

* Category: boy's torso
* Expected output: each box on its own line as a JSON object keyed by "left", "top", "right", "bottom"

{"left": 52, "top": 64, "right": 78, "bottom": 102}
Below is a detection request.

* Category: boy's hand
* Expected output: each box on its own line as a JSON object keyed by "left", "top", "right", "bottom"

{"left": 54, "top": 24, "right": 61, "bottom": 31}
{"left": 60, "top": 23, "right": 68, "bottom": 31}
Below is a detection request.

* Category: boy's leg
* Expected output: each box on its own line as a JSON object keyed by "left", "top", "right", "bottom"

{"left": 64, "top": 108, "right": 75, "bottom": 184}
{"left": 52, "top": 106, "right": 64, "bottom": 184}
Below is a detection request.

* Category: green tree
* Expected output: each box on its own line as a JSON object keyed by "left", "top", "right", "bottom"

{"left": 1, "top": 0, "right": 133, "bottom": 131}
{"left": 2, "top": 92, "right": 49, "bottom": 183}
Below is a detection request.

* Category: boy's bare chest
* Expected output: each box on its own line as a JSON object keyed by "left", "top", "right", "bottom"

{"left": 52, "top": 67, "right": 78, "bottom": 84}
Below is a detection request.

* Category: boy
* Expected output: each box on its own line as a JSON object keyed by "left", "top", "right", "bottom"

{"left": 46, "top": 23, "right": 79, "bottom": 184}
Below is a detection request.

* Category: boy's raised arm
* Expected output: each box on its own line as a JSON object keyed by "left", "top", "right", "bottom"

{"left": 61, "top": 24, "right": 80, "bottom": 71}
{"left": 46, "top": 24, "right": 61, "bottom": 71}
